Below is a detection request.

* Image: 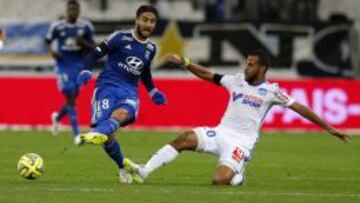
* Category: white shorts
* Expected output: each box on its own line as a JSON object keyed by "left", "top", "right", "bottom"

{"left": 193, "top": 126, "right": 249, "bottom": 174}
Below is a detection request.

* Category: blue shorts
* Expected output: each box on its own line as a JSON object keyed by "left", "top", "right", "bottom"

{"left": 90, "top": 85, "right": 139, "bottom": 127}
{"left": 56, "top": 72, "right": 79, "bottom": 95}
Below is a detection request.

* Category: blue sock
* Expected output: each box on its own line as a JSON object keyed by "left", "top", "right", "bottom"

{"left": 56, "top": 105, "right": 68, "bottom": 121}
{"left": 66, "top": 105, "right": 79, "bottom": 136}
{"left": 95, "top": 118, "right": 121, "bottom": 135}
{"left": 103, "top": 139, "right": 124, "bottom": 169}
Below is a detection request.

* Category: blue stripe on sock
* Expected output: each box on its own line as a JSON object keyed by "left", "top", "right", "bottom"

{"left": 103, "top": 139, "right": 124, "bottom": 168}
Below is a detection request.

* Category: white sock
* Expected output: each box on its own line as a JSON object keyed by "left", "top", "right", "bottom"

{"left": 140, "top": 144, "right": 179, "bottom": 177}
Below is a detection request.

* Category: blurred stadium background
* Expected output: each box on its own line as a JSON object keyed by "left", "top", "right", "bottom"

{"left": 0, "top": 1, "right": 359, "bottom": 203}
{"left": 0, "top": 0, "right": 359, "bottom": 131}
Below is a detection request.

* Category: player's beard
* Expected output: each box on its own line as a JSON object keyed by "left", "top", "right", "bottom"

{"left": 245, "top": 69, "right": 258, "bottom": 83}
{"left": 136, "top": 26, "right": 152, "bottom": 40}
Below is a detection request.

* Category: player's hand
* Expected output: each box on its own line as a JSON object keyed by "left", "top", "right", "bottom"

{"left": 77, "top": 70, "right": 93, "bottom": 85}
{"left": 150, "top": 88, "right": 167, "bottom": 105}
{"left": 166, "top": 54, "right": 191, "bottom": 68}
{"left": 76, "top": 36, "right": 87, "bottom": 47}
{"left": 76, "top": 36, "right": 95, "bottom": 49}
{"left": 50, "top": 51, "right": 60, "bottom": 60}
{"left": 328, "top": 128, "right": 351, "bottom": 143}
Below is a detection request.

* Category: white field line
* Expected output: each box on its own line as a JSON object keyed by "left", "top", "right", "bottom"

{"left": 285, "top": 176, "right": 360, "bottom": 182}
{"left": 1, "top": 124, "right": 360, "bottom": 134}
{"left": 11, "top": 187, "right": 360, "bottom": 198}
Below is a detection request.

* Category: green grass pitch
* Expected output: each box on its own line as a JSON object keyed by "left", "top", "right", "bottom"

{"left": 0, "top": 130, "right": 359, "bottom": 203}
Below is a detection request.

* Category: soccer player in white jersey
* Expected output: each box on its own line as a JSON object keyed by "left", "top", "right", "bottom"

{"left": 124, "top": 51, "right": 350, "bottom": 185}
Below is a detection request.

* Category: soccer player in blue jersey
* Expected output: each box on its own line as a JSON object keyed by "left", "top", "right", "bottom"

{"left": 45, "top": 0, "right": 95, "bottom": 145}
{"left": 77, "top": 5, "right": 167, "bottom": 183}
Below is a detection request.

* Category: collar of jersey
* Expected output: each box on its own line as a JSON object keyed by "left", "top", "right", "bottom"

{"left": 64, "top": 19, "right": 80, "bottom": 27}
{"left": 131, "top": 29, "right": 149, "bottom": 44}
{"left": 247, "top": 80, "right": 266, "bottom": 87}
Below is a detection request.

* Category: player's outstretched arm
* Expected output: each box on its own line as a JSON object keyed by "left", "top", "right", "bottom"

{"left": 167, "top": 54, "right": 215, "bottom": 83}
{"left": 141, "top": 65, "right": 167, "bottom": 105}
{"left": 289, "top": 102, "right": 350, "bottom": 143}
{"left": 77, "top": 42, "right": 110, "bottom": 85}
{"left": 83, "top": 41, "right": 109, "bottom": 70}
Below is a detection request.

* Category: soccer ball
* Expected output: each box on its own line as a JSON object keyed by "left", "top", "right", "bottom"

{"left": 17, "top": 153, "right": 44, "bottom": 180}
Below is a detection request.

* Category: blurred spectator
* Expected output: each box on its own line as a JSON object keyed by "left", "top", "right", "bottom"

{"left": 291, "top": 0, "right": 319, "bottom": 23}
{"left": 204, "top": 0, "right": 225, "bottom": 22}
{"left": 149, "top": 0, "right": 167, "bottom": 18}
{"left": 99, "top": 0, "right": 108, "bottom": 11}
{"left": 223, "top": 0, "right": 247, "bottom": 21}
{"left": 257, "top": 0, "right": 284, "bottom": 21}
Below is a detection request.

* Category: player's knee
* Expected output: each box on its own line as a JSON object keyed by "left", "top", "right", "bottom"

{"left": 111, "top": 108, "right": 130, "bottom": 123}
{"left": 104, "top": 134, "right": 115, "bottom": 145}
{"left": 212, "top": 176, "right": 231, "bottom": 185}
{"left": 66, "top": 100, "right": 75, "bottom": 106}
{"left": 212, "top": 165, "right": 234, "bottom": 185}
{"left": 170, "top": 131, "right": 197, "bottom": 152}
{"left": 65, "top": 92, "right": 77, "bottom": 105}
{"left": 65, "top": 96, "right": 76, "bottom": 106}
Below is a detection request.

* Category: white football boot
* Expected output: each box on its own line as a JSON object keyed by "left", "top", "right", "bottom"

{"left": 73, "top": 135, "right": 83, "bottom": 146}
{"left": 119, "top": 168, "right": 133, "bottom": 184}
{"left": 123, "top": 158, "right": 145, "bottom": 183}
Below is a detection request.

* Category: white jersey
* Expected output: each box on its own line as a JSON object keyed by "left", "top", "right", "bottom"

{"left": 218, "top": 73, "right": 295, "bottom": 151}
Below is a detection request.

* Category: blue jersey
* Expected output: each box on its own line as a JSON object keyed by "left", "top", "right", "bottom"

{"left": 46, "top": 19, "right": 94, "bottom": 76}
{"left": 96, "top": 30, "right": 157, "bottom": 96}
{"left": 84, "top": 29, "right": 158, "bottom": 126}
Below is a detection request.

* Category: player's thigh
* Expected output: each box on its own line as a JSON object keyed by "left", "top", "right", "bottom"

{"left": 91, "top": 87, "right": 138, "bottom": 127}
{"left": 170, "top": 131, "right": 198, "bottom": 151}
{"left": 218, "top": 136, "right": 246, "bottom": 175}
{"left": 91, "top": 87, "right": 116, "bottom": 126}
{"left": 113, "top": 99, "right": 139, "bottom": 126}
{"left": 193, "top": 127, "right": 220, "bottom": 156}
{"left": 56, "top": 72, "right": 78, "bottom": 95}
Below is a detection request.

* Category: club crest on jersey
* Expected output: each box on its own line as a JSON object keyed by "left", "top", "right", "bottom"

{"left": 118, "top": 56, "right": 144, "bottom": 75}
{"left": 257, "top": 87, "right": 267, "bottom": 96}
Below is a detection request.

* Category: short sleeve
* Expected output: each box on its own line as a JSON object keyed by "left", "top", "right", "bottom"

{"left": 84, "top": 21, "right": 95, "bottom": 43}
{"left": 220, "top": 74, "right": 242, "bottom": 90}
{"left": 104, "top": 31, "right": 121, "bottom": 51}
{"left": 150, "top": 44, "right": 157, "bottom": 61}
{"left": 272, "top": 84, "right": 295, "bottom": 107}
{"left": 45, "top": 22, "right": 58, "bottom": 42}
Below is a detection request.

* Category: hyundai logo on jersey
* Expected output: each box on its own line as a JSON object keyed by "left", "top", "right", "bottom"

{"left": 118, "top": 56, "right": 144, "bottom": 75}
